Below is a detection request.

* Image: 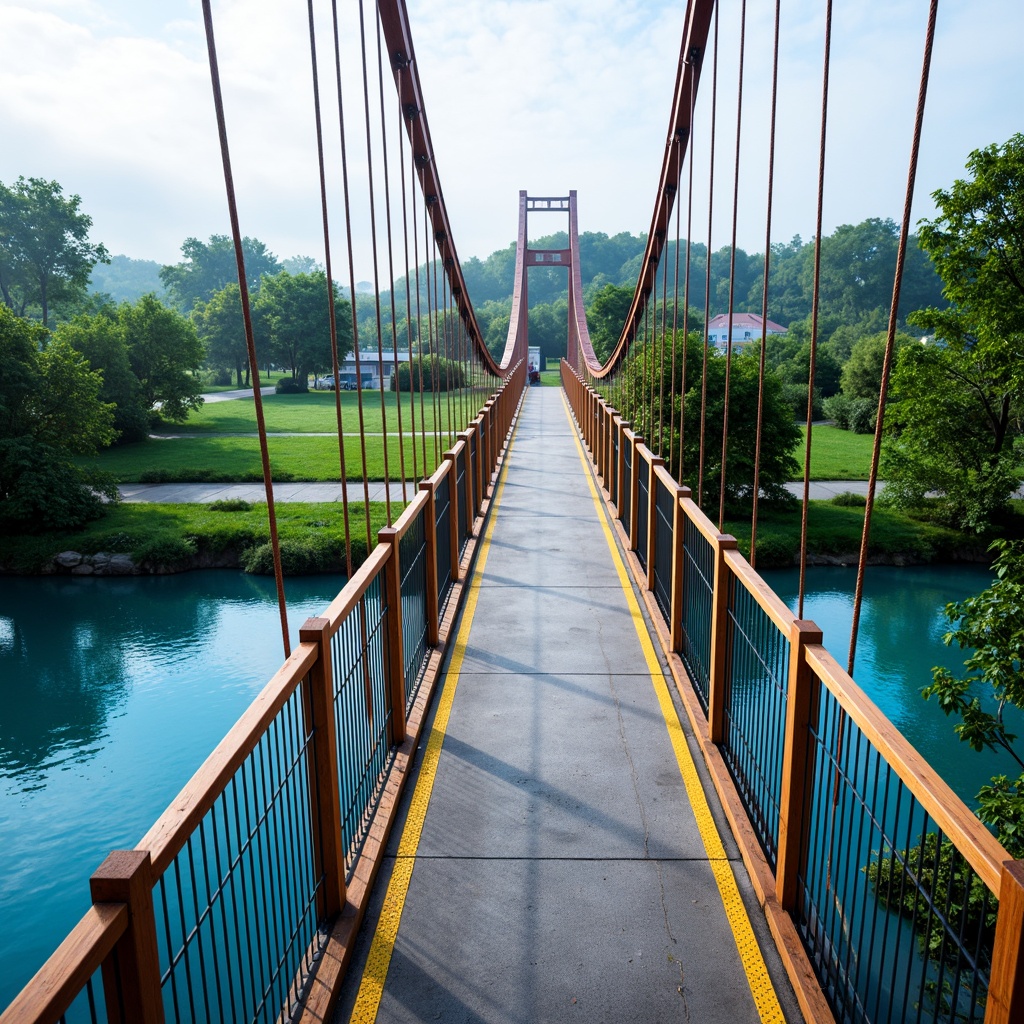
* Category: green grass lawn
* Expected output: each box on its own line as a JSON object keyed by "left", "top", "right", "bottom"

{"left": 802, "top": 424, "right": 875, "bottom": 479}
{"left": 84, "top": 432, "right": 458, "bottom": 483}
{"left": 169, "top": 387, "right": 494, "bottom": 435}
{"left": 199, "top": 370, "right": 292, "bottom": 394}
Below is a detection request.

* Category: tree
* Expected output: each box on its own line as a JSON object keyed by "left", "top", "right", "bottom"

{"left": 0, "top": 177, "right": 109, "bottom": 327}
{"left": 623, "top": 333, "right": 800, "bottom": 507}
{"left": 882, "top": 135, "right": 1024, "bottom": 530}
{"left": 193, "top": 283, "right": 250, "bottom": 388}
{"left": 586, "top": 283, "right": 633, "bottom": 362}
{"left": 119, "top": 295, "right": 205, "bottom": 421}
{"left": 0, "top": 306, "right": 117, "bottom": 531}
{"left": 52, "top": 313, "right": 150, "bottom": 443}
{"left": 252, "top": 270, "right": 351, "bottom": 382}
{"left": 839, "top": 330, "right": 914, "bottom": 401}
{"left": 160, "top": 235, "right": 281, "bottom": 313}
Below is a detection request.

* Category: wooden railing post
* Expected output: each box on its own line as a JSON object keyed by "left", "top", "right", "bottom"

{"left": 298, "top": 617, "right": 346, "bottom": 920}
{"left": 670, "top": 486, "right": 692, "bottom": 652}
{"left": 90, "top": 851, "right": 164, "bottom": 1024}
{"left": 707, "top": 533, "right": 739, "bottom": 744}
{"left": 443, "top": 451, "right": 461, "bottom": 583}
{"left": 776, "top": 623, "right": 823, "bottom": 910}
{"left": 646, "top": 456, "right": 665, "bottom": 592}
{"left": 377, "top": 527, "right": 408, "bottom": 746}
{"left": 419, "top": 480, "right": 440, "bottom": 646}
{"left": 987, "top": 861, "right": 1024, "bottom": 1024}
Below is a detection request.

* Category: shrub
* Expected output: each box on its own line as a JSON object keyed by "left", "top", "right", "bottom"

{"left": 275, "top": 377, "right": 308, "bottom": 394}
{"left": 241, "top": 535, "right": 341, "bottom": 575}
{"left": 391, "top": 357, "right": 466, "bottom": 392}
{"left": 753, "top": 533, "right": 796, "bottom": 568}
{"left": 822, "top": 392, "right": 853, "bottom": 429}
{"left": 831, "top": 491, "right": 867, "bottom": 507}
{"left": 209, "top": 499, "right": 253, "bottom": 512}
{"left": 134, "top": 535, "right": 197, "bottom": 570}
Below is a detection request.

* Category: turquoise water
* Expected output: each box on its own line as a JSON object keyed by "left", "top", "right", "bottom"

{"left": 763, "top": 563, "right": 1019, "bottom": 807}
{"left": 0, "top": 572, "right": 345, "bottom": 1009}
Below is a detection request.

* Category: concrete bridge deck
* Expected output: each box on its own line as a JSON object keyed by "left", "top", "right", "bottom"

{"left": 331, "top": 386, "right": 801, "bottom": 1024}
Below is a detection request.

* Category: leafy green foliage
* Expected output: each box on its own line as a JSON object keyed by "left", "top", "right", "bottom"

{"left": 160, "top": 234, "right": 280, "bottom": 313}
{"left": 0, "top": 306, "right": 118, "bottom": 530}
{"left": 252, "top": 270, "right": 351, "bottom": 382}
{"left": 391, "top": 356, "right": 466, "bottom": 392}
{"left": 882, "top": 135, "right": 1024, "bottom": 531}
{"left": 0, "top": 176, "right": 109, "bottom": 326}
{"left": 623, "top": 333, "right": 800, "bottom": 508}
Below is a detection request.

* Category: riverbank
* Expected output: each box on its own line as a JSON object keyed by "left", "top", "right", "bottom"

{"left": 0, "top": 491, "right": 1007, "bottom": 577}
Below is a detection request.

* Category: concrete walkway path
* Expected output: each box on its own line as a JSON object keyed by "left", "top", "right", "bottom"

{"left": 332, "top": 386, "right": 799, "bottom": 1023}
{"left": 119, "top": 478, "right": 873, "bottom": 505}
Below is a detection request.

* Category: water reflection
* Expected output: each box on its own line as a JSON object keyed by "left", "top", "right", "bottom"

{"left": 0, "top": 571, "right": 344, "bottom": 1008}
{"left": 763, "top": 564, "right": 1020, "bottom": 804}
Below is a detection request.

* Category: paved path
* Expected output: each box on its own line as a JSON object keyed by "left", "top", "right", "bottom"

{"left": 118, "top": 481, "right": 412, "bottom": 504}
{"left": 332, "top": 386, "right": 799, "bottom": 1023}
{"left": 119, "top": 478, "right": 876, "bottom": 505}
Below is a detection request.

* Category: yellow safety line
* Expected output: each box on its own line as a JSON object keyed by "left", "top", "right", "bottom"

{"left": 348, "top": 399, "right": 522, "bottom": 1024}
{"left": 559, "top": 389, "right": 786, "bottom": 1024}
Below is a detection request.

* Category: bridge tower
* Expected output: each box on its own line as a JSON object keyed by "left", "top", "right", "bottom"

{"left": 501, "top": 191, "right": 597, "bottom": 373}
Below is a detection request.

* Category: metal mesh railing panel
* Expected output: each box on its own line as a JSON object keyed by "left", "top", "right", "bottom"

{"left": 435, "top": 475, "right": 454, "bottom": 615}
{"left": 635, "top": 463, "right": 649, "bottom": 573}
{"left": 399, "top": 507, "right": 430, "bottom": 707}
{"left": 652, "top": 476, "right": 674, "bottom": 622}
{"left": 721, "top": 577, "right": 790, "bottom": 870}
{"left": 797, "top": 679, "right": 993, "bottom": 1024}
{"left": 679, "top": 517, "right": 714, "bottom": 713}
{"left": 331, "top": 572, "right": 394, "bottom": 880}
{"left": 154, "top": 684, "right": 326, "bottom": 1024}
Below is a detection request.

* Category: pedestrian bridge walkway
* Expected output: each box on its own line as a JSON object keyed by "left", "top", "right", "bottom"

{"left": 331, "top": 385, "right": 795, "bottom": 1023}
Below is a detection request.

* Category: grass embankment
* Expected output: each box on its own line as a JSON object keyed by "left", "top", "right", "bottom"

{"left": 0, "top": 501, "right": 393, "bottom": 576}
{"left": 722, "top": 495, "right": 1018, "bottom": 569}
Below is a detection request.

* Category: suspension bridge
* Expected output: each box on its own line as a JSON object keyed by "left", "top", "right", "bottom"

{"left": 3, "top": 0, "right": 1023, "bottom": 1022}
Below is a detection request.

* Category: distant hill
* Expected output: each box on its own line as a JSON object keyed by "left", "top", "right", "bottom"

{"left": 89, "top": 255, "right": 166, "bottom": 303}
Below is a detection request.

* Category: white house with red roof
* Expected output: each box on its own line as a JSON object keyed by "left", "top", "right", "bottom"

{"left": 707, "top": 312, "right": 787, "bottom": 353}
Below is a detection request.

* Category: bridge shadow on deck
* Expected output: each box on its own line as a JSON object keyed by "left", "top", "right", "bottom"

{"left": 333, "top": 386, "right": 803, "bottom": 1024}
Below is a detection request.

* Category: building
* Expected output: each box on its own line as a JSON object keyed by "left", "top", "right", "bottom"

{"left": 706, "top": 312, "right": 787, "bottom": 353}
{"left": 314, "top": 349, "right": 413, "bottom": 390}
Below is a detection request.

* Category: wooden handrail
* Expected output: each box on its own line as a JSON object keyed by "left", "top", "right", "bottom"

{"left": 723, "top": 547, "right": 798, "bottom": 637}
{"left": 321, "top": 544, "right": 391, "bottom": 631}
{"left": 0, "top": 904, "right": 127, "bottom": 1024}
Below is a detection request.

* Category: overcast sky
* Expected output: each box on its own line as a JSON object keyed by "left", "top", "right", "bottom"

{"left": 1, "top": 0, "right": 1020, "bottom": 282}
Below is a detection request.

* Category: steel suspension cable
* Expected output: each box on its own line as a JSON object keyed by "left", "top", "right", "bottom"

{"left": 330, "top": 0, "right": 373, "bottom": 552}
{"left": 396, "top": 76, "right": 419, "bottom": 485}
{"left": 200, "top": 0, "right": 290, "bottom": 657}
{"left": 718, "top": 0, "right": 747, "bottom": 531}
{"left": 798, "top": 0, "right": 835, "bottom": 620}
{"left": 749, "top": 0, "right": 783, "bottom": 571}
{"left": 410, "top": 167, "right": 428, "bottom": 475}
{"left": 374, "top": 7, "right": 409, "bottom": 505}
{"left": 356, "top": 0, "right": 393, "bottom": 525}
{"left": 658, "top": 219, "right": 670, "bottom": 454}
{"left": 304, "top": 0, "right": 354, "bottom": 576}
{"left": 679, "top": 68, "right": 697, "bottom": 484}
{"left": 669, "top": 136, "right": 683, "bottom": 477}
{"left": 697, "top": 1, "right": 719, "bottom": 510}
{"left": 847, "top": 0, "right": 940, "bottom": 677}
